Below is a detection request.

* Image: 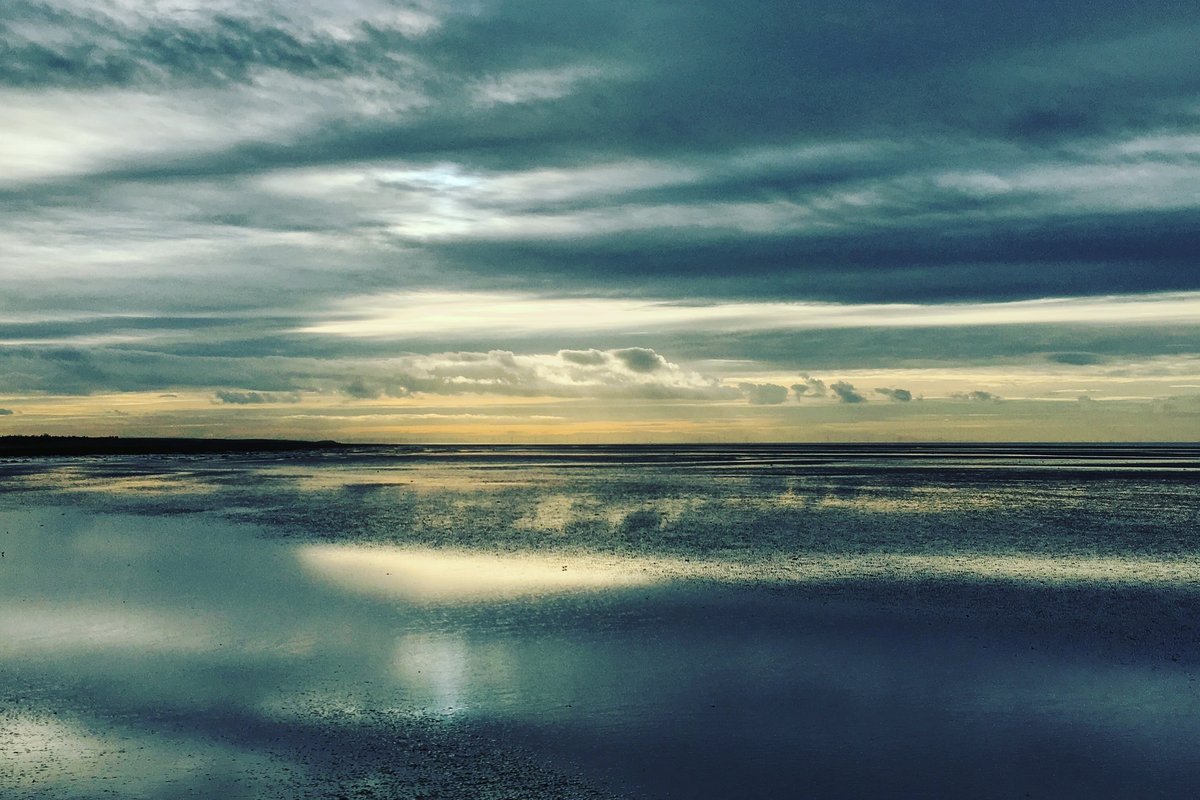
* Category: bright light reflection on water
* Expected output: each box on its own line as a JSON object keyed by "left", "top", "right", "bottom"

{"left": 298, "top": 545, "right": 660, "bottom": 602}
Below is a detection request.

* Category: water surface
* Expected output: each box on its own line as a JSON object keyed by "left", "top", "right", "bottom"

{"left": 2, "top": 445, "right": 1198, "bottom": 798}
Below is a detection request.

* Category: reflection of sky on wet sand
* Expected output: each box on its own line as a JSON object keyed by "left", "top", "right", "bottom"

{"left": 256, "top": 463, "right": 526, "bottom": 494}
{"left": 0, "top": 713, "right": 293, "bottom": 800}
{"left": 3, "top": 450, "right": 1200, "bottom": 798}
{"left": 1, "top": 463, "right": 222, "bottom": 496}
{"left": 6, "top": 451, "right": 1197, "bottom": 564}
{"left": 295, "top": 542, "right": 1200, "bottom": 600}
{"left": 513, "top": 492, "right": 709, "bottom": 533}
{"left": 299, "top": 545, "right": 658, "bottom": 603}
{"left": 0, "top": 604, "right": 220, "bottom": 656}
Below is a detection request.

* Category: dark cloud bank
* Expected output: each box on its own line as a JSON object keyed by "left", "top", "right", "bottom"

{"left": 5, "top": 0, "right": 1200, "bottom": 302}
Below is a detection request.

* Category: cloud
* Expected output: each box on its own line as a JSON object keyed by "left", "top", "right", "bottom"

{"left": 952, "top": 391, "right": 1003, "bottom": 402}
{"left": 2, "top": 0, "right": 1200, "bottom": 444}
{"left": 295, "top": 291, "right": 1200, "bottom": 341}
{"left": 558, "top": 348, "right": 607, "bottom": 366}
{"left": 738, "top": 383, "right": 789, "bottom": 405}
{"left": 5, "top": 3, "right": 1200, "bottom": 349}
{"left": 375, "top": 348, "right": 733, "bottom": 400}
{"left": 791, "top": 374, "right": 827, "bottom": 398}
{"left": 214, "top": 390, "right": 301, "bottom": 405}
{"left": 0, "top": 4, "right": 445, "bottom": 91}
{"left": 874, "top": 387, "right": 913, "bottom": 402}
{"left": 830, "top": 381, "right": 866, "bottom": 404}
{"left": 0, "top": 344, "right": 727, "bottom": 401}
{"left": 341, "top": 378, "right": 383, "bottom": 400}
{"left": 612, "top": 347, "right": 667, "bottom": 373}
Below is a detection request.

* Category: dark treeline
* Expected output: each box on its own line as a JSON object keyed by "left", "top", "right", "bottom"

{"left": 0, "top": 435, "right": 345, "bottom": 457}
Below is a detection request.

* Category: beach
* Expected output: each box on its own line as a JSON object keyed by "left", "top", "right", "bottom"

{"left": 2, "top": 445, "right": 1198, "bottom": 798}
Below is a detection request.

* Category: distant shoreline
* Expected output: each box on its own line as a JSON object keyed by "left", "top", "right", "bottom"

{"left": 0, "top": 435, "right": 349, "bottom": 457}
{"left": 1, "top": 435, "right": 1196, "bottom": 458}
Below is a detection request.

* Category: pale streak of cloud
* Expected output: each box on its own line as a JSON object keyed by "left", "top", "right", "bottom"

{"left": 297, "top": 290, "right": 1200, "bottom": 338}
{"left": 247, "top": 145, "right": 1200, "bottom": 243}
{"left": 470, "top": 64, "right": 619, "bottom": 108}
{"left": 933, "top": 161, "right": 1200, "bottom": 213}
{"left": 0, "top": 72, "right": 428, "bottom": 186}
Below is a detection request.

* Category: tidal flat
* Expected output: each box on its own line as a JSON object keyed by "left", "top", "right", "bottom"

{"left": 2, "top": 445, "right": 1198, "bottom": 798}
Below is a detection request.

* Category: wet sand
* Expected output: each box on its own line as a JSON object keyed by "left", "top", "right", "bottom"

{"left": 2, "top": 446, "right": 1198, "bottom": 798}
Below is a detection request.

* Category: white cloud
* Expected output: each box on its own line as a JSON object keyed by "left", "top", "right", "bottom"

{"left": 738, "top": 383, "right": 789, "bottom": 405}
{"left": 338, "top": 348, "right": 738, "bottom": 401}
{"left": 0, "top": 70, "right": 428, "bottom": 186}
{"left": 791, "top": 374, "right": 828, "bottom": 399}
{"left": 470, "top": 64, "right": 616, "bottom": 107}
{"left": 298, "top": 290, "right": 1200, "bottom": 338}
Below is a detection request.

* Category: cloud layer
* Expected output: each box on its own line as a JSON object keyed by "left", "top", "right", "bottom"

{"left": 2, "top": 0, "right": 1199, "bottom": 439}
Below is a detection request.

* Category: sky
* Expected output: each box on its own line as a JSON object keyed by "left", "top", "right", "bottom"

{"left": 1, "top": 0, "right": 1198, "bottom": 442}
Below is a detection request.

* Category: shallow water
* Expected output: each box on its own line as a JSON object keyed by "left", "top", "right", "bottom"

{"left": 1, "top": 445, "right": 1198, "bottom": 798}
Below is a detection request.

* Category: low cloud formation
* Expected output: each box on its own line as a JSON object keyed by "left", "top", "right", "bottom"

{"left": 830, "top": 381, "right": 866, "bottom": 404}
{"left": 341, "top": 379, "right": 383, "bottom": 400}
{"left": 791, "top": 374, "right": 827, "bottom": 399}
{"left": 952, "top": 390, "right": 1002, "bottom": 402}
{"left": 613, "top": 347, "right": 668, "bottom": 374}
{"left": 0, "top": 345, "right": 733, "bottom": 402}
{"left": 874, "top": 387, "right": 913, "bottom": 402}
{"left": 0, "top": 408, "right": 13, "bottom": 415}
{"left": 558, "top": 349, "right": 607, "bottom": 366}
{"left": 340, "top": 348, "right": 736, "bottom": 401}
{"left": 215, "top": 390, "right": 301, "bottom": 405}
{"left": 738, "top": 383, "right": 789, "bottom": 405}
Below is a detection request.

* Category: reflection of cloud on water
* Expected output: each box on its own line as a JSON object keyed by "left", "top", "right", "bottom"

{"left": 763, "top": 552, "right": 1200, "bottom": 589}
{"left": 810, "top": 487, "right": 1003, "bottom": 513}
{"left": 1, "top": 465, "right": 220, "bottom": 497}
{"left": 3, "top": 488, "right": 1200, "bottom": 799}
{"left": 298, "top": 537, "right": 1200, "bottom": 602}
{"left": 919, "top": 552, "right": 1200, "bottom": 587}
{"left": 68, "top": 474, "right": 221, "bottom": 496}
{"left": 257, "top": 464, "right": 525, "bottom": 494}
{"left": 0, "top": 605, "right": 219, "bottom": 656}
{"left": 506, "top": 481, "right": 1010, "bottom": 540}
{"left": 621, "top": 497, "right": 706, "bottom": 528}
{"left": 514, "top": 493, "right": 581, "bottom": 533}
{"left": 298, "top": 545, "right": 658, "bottom": 603}
{"left": 393, "top": 633, "right": 471, "bottom": 713}
{"left": 0, "top": 713, "right": 286, "bottom": 800}
{"left": 0, "top": 507, "right": 461, "bottom": 796}
{"left": 0, "top": 504, "right": 668, "bottom": 796}
{"left": 514, "top": 493, "right": 707, "bottom": 534}
{"left": 0, "top": 507, "right": 393, "bottom": 688}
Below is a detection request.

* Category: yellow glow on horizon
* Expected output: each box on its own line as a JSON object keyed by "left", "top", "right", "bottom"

{"left": 3, "top": 361, "right": 1198, "bottom": 443}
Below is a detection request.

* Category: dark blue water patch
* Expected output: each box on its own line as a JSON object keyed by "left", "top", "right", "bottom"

{"left": 425, "top": 583, "right": 1200, "bottom": 800}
